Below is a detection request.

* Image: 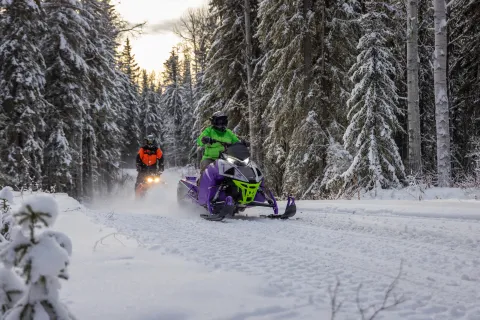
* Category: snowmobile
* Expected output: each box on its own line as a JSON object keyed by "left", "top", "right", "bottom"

{"left": 135, "top": 169, "right": 165, "bottom": 199}
{"left": 177, "top": 140, "right": 296, "bottom": 221}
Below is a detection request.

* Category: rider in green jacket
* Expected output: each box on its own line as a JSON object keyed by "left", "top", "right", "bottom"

{"left": 197, "top": 112, "right": 240, "bottom": 175}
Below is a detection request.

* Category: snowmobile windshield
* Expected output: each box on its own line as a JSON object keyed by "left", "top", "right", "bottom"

{"left": 224, "top": 143, "right": 250, "bottom": 161}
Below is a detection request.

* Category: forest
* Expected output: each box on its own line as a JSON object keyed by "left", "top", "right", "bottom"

{"left": 0, "top": 0, "right": 479, "bottom": 201}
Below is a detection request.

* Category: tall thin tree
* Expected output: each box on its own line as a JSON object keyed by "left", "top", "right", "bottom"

{"left": 406, "top": 0, "right": 422, "bottom": 174}
{"left": 433, "top": 0, "right": 451, "bottom": 187}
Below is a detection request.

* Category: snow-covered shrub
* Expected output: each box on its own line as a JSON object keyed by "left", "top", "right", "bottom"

{"left": 0, "top": 269, "right": 24, "bottom": 317}
{"left": 0, "top": 187, "right": 15, "bottom": 241}
{"left": 0, "top": 195, "right": 75, "bottom": 319}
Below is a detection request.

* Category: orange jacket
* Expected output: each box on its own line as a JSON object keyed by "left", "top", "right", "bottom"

{"left": 138, "top": 146, "right": 163, "bottom": 167}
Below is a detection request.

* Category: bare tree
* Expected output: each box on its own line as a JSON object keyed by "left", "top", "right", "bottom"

{"left": 173, "top": 7, "right": 211, "bottom": 78}
{"left": 433, "top": 0, "right": 451, "bottom": 187}
{"left": 406, "top": 0, "right": 422, "bottom": 174}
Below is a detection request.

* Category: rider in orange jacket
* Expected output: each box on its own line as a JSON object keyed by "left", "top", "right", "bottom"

{"left": 135, "top": 134, "right": 164, "bottom": 189}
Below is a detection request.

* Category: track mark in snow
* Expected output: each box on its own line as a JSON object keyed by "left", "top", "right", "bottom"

{"left": 86, "top": 207, "right": 480, "bottom": 320}
{"left": 86, "top": 171, "right": 480, "bottom": 319}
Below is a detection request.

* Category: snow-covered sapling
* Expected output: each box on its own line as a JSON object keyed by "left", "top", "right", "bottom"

{"left": 0, "top": 269, "right": 24, "bottom": 317}
{"left": 0, "top": 187, "right": 15, "bottom": 241}
{"left": 0, "top": 195, "right": 75, "bottom": 319}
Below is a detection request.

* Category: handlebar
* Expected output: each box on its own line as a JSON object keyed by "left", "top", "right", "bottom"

{"left": 209, "top": 138, "right": 250, "bottom": 147}
{"left": 210, "top": 138, "right": 232, "bottom": 146}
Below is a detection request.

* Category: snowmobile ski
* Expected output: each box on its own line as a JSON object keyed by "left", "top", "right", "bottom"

{"left": 260, "top": 196, "right": 297, "bottom": 220}
{"left": 200, "top": 196, "right": 235, "bottom": 222}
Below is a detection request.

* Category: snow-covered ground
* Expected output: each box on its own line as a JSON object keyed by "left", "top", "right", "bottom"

{"left": 7, "top": 170, "right": 480, "bottom": 319}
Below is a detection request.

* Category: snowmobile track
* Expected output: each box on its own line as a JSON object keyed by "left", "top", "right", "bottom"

{"left": 87, "top": 207, "right": 480, "bottom": 320}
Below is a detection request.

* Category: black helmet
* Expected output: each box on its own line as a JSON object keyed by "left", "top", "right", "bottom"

{"left": 144, "top": 134, "right": 155, "bottom": 146}
{"left": 211, "top": 111, "right": 228, "bottom": 132}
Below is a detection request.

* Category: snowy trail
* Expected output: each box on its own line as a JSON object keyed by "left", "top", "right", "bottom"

{"left": 80, "top": 170, "right": 480, "bottom": 320}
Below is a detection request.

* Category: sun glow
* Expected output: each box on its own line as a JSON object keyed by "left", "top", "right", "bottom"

{"left": 114, "top": 0, "right": 208, "bottom": 73}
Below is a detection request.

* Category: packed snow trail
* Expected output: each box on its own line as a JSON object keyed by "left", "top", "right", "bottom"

{"left": 84, "top": 169, "right": 480, "bottom": 320}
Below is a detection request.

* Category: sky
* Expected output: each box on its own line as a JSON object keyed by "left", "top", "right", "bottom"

{"left": 114, "top": 0, "right": 208, "bottom": 73}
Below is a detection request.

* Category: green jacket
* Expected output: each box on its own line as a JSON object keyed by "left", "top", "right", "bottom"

{"left": 197, "top": 126, "right": 240, "bottom": 160}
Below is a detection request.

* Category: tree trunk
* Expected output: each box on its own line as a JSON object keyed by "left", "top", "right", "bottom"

{"left": 76, "top": 124, "right": 84, "bottom": 200}
{"left": 407, "top": 0, "right": 422, "bottom": 175}
{"left": 303, "top": 0, "right": 313, "bottom": 96}
{"left": 433, "top": 0, "right": 451, "bottom": 187}
{"left": 244, "top": 0, "right": 256, "bottom": 161}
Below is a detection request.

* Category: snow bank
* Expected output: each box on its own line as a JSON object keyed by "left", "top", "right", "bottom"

{"left": 298, "top": 199, "right": 480, "bottom": 220}
{"left": 359, "top": 186, "right": 480, "bottom": 200}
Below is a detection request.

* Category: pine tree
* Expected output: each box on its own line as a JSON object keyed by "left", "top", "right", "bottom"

{"left": 256, "top": 0, "right": 311, "bottom": 194}
{"left": 0, "top": 268, "right": 24, "bottom": 318}
{"left": 0, "top": 0, "right": 48, "bottom": 189}
{"left": 42, "top": 0, "right": 90, "bottom": 195}
{"left": 115, "top": 38, "right": 141, "bottom": 168}
{"left": 179, "top": 51, "right": 195, "bottom": 165}
{"left": 449, "top": 0, "right": 480, "bottom": 179}
{"left": 81, "top": 0, "right": 128, "bottom": 195}
{"left": 342, "top": 2, "right": 406, "bottom": 190}
{"left": 92, "top": 0, "right": 126, "bottom": 194}
{"left": 140, "top": 70, "right": 162, "bottom": 139}
{"left": 197, "top": 0, "right": 259, "bottom": 137}
{"left": 119, "top": 37, "right": 140, "bottom": 85}
{"left": 162, "top": 48, "right": 184, "bottom": 167}
{"left": 257, "top": 0, "right": 358, "bottom": 196}
{"left": 0, "top": 195, "right": 75, "bottom": 319}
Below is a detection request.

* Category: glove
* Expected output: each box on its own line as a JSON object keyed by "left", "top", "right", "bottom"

{"left": 202, "top": 136, "right": 213, "bottom": 145}
{"left": 242, "top": 139, "right": 251, "bottom": 147}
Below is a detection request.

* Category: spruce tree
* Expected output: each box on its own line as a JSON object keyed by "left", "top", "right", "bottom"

{"left": 92, "top": 0, "right": 126, "bottom": 194}
{"left": 119, "top": 38, "right": 140, "bottom": 85}
{"left": 198, "top": 0, "right": 259, "bottom": 137}
{"left": 117, "top": 38, "right": 141, "bottom": 167}
{"left": 42, "top": 0, "right": 90, "bottom": 195}
{"left": 180, "top": 52, "right": 195, "bottom": 165}
{"left": 0, "top": 195, "right": 75, "bottom": 319}
{"left": 256, "top": 0, "right": 310, "bottom": 193}
{"left": 450, "top": 0, "right": 480, "bottom": 179}
{"left": 140, "top": 70, "right": 162, "bottom": 139}
{"left": 81, "top": 0, "right": 127, "bottom": 194}
{"left": 0, "top": 0, "right": 48, "bottom": 189}
{"left": 162, "top": 49, "right": 184, "bottom": 167}
{"left": 342, "top": 2, "right": 406, "bottom": 190}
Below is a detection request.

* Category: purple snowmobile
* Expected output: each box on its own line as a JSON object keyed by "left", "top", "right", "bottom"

{"left": 177, "top": 140, "right": 297, "bottom": 221}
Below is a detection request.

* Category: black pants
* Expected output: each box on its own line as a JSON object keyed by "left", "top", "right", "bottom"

{"left": 200, "top": 159, "right": 215, "bottom": 176}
